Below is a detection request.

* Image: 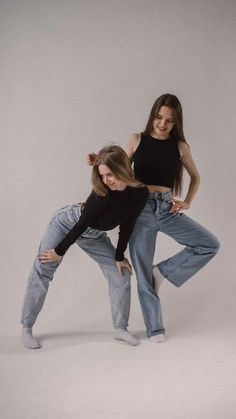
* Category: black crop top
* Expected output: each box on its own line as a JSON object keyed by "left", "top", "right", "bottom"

{"left": 133, "top": 133, "right": 180, "bottom": 188}
{"left": 55, "top": 186, "right": 149, "bottom": 261}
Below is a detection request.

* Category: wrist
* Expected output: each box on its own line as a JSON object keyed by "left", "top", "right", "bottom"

{"left": 184, "top": 197, "right": 192, "bottom": 206}
{"left": 54, "top": 248, "right": 63, "bottom": 257}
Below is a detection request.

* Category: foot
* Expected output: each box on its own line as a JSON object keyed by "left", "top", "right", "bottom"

{"left": 152, "top": 265, "right": 164, "bottom": 294}
{"left": 149, "top": 334, "right": 166, "bottom": 343}
{"left": 114, "top": 328, "right": 139, "bottom": 346}
{"left": 21, "top": 327, "right": 41, "bottom": 349}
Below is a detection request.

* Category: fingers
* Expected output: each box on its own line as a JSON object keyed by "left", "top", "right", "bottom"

{"left": 126, "top": 264, "right": 133, "bottom": 275}
{"left": 86, "top": 153, "right": 97, "bottom": 166}
{"left": 38, "top": 251, "right": 49, "bottom": 259}
{"left": 170, "top": 203, "right": 181, "bottom": 213}
{"left": 38, "top": 250, "right": 58, "bottom": 264}
{"left": 170, "top": 199, "right": 185, "bottom": 213}
{"left": 116, "top": 260, "right": 133, "bottom": 276}
{"left": 124, "top": 260, "right": 133, "bottom": 275}
{"left": 38, "top": 251, "right": 51, "bottom": 263}
{"left": 86, "top": 155, "right": 93, "bottom": 166}
{"left": 117, "top": 265, "right": 122, "bottom": 275}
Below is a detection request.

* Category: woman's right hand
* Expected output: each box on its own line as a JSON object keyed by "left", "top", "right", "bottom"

{"left": 116, "top": 258, "right": 133, "bottom": 275}
{"left": 38, "top": 249, "right": 62, "bottom": 264}
{"left": 86, "top": 153, "right": 97, "bottom": 166}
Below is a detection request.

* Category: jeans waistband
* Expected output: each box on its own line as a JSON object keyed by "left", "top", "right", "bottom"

{"left": 148, "top": 191, "right": 172, "bottom": 201}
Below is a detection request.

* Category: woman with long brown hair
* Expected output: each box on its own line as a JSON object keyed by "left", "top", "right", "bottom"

{"left": 21, "top": 145, "right": 148, "bottom": 349}
{"left": 125, "top": 93, "right": 220, "bottom": 342}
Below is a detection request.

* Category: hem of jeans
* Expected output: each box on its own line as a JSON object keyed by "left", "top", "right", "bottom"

{"left": 158, "top": 247, "right": 195, "bottom": 288}
{"left": 156, "top": 264, "right": 166, "bottom": 280}
{"left": 21, "top": 324, "right": 32, "bottom": 328}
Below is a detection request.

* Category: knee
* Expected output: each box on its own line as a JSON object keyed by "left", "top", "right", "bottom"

{"left": 34, "top": 259, "right": 57, "bottom": 281}
{"left": 210, "top": 236, "right": 220, "bottom": 255}
{"left": 198, "top": 236, "right": 220, "bottom": 257}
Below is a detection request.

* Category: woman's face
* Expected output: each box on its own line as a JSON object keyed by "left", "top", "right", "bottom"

{"left": 98, "top": 164, "right": 126, "bottom": 191}
{"left": 151, "top": 106, "right": 174, "bottom": 139}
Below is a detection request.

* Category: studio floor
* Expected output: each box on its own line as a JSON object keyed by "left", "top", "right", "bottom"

{"left": 1, "top": 323, "right": 235, "bottom": 419}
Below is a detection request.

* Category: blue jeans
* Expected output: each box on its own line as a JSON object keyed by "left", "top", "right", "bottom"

{"left": 21, "top": 204, "right": 131, "bottom": 329}
{"left": 129, "top": 192, "right": 220, "bottom": 337}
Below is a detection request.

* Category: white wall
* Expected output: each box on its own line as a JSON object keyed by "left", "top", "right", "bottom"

{"left": 1, "top": 0, "right": 235, "bottom": 334}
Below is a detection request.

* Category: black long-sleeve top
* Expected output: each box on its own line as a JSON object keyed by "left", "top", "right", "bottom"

{"left": 55, "top": 186, "right": 149, "bottom": 261}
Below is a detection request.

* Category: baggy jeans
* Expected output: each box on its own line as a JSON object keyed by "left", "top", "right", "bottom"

{"left": 129, "top": 192, "right": 220, "bottom": 337}
{"left": 21, "top": 204, "right": 131, "bottom": 329}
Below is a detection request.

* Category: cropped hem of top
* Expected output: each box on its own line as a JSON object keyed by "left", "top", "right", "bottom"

{"left": 133, "top": 133, "right": 180, "bottom": 188}
{"left": 55, "top": 186, "right": 149, "bottom": 261}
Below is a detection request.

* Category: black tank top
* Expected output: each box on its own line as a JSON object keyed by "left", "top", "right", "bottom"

{"left": 133, "top": 133, "right": 180, "bottom": 188}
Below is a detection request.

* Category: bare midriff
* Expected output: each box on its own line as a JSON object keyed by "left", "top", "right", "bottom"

{"left": 147, "top": 185, "right": 172, "bottom": 193}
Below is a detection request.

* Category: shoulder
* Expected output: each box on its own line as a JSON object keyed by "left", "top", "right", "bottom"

{"left": 128, "top": 132, "right": 141, "bottom": 144}
{"left": 178, "top": 141, "right": 190, "bottom": 158}
{"left": 87, "top": 190, "right": 107, "bottom": 205}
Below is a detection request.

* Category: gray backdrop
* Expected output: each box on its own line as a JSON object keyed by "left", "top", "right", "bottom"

{"left": 1, "top": 0, "right": 235, "bottom": 335}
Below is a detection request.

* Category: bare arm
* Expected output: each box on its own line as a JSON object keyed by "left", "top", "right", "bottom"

{"left": 179, "top": 142, "right": 200, "bottom": 205}
{"left": 124, "top": 133, "right": 141, "bottom": 161}
{"left": 171, "top": 142, "right": 200, "bottom": 213}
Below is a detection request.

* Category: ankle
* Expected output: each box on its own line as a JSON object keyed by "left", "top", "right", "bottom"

{"left": 21, "top": 327, "right": 41, "bottom": 349}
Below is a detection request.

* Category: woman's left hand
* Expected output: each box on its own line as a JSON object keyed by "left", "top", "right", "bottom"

{"left": 38, "top": 249, "right": 62, "bottom": 264}
{"left": 116, "top": 258, "right": 133, "bottom": 275}
{"left": 170, "top": 199, "right": 190, "bottom": 213}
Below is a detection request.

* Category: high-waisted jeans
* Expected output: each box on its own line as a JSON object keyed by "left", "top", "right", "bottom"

{"left": 21, "top": 204, "right": 131, "bottom": 329}
{"left": 129, "top": 191, "right": 220, "bottom": 337}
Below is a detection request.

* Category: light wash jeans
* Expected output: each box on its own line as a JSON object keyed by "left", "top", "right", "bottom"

{"left": 129, "top": 192, "right": 220, "bottom": 337}
{"left": 21, "top": 204, "right": 131, "bottom": 329}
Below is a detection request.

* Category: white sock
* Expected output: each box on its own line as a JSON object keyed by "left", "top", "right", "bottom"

{"left": 114, "top": 328, "right": 139, "bottom": 346}
{"left": 149, "top": 334, "right": 166, "bottom": 343}
{"left": 21, "top": 327, "right": 41, "bottom": 349}
{"left": 152, "top": 265, "right": 164, "bottom": 294}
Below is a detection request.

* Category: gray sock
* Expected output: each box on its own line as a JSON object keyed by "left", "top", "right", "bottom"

{"left": 21, "top": 327, "right": 41, "bottom": 349}
{"left": 149, "top": 334, "right": 166, "bottom": 343}
{"left": 114, "top": 328, "right": 139, "bottom": 346}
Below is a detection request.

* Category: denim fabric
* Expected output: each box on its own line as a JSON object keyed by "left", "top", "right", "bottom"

{"left": 129, "top": 192, "right": 220, "bottom": 337}
{"left": 21, "top": 204, "right": 131, "bottom": 329}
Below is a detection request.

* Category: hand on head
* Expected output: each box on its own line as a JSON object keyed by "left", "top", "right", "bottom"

{"left": 86, "top": 153, "right": 98, "bottom": 166}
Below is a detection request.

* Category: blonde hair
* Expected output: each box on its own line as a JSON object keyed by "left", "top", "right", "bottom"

{"left": 92, "top": 145, "right": 144, "bottom": 196}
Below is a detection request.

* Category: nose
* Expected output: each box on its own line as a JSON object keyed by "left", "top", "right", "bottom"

{"left": 103, "top": 176, "right": 108, "bottom": 184}
{"left": 159, "top": 119, "right": 166, "bottom": 128}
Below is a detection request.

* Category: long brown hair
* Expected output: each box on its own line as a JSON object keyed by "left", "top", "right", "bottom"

{"left": 92, "top": 145, "right": 144, "bottom": 196}
{"left": 144, "top": 93, "right": 188, "bottom": 196}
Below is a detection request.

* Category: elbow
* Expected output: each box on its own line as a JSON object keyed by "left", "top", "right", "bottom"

{"left": 196, "top": 173, "right": 200, "bottom": 187}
